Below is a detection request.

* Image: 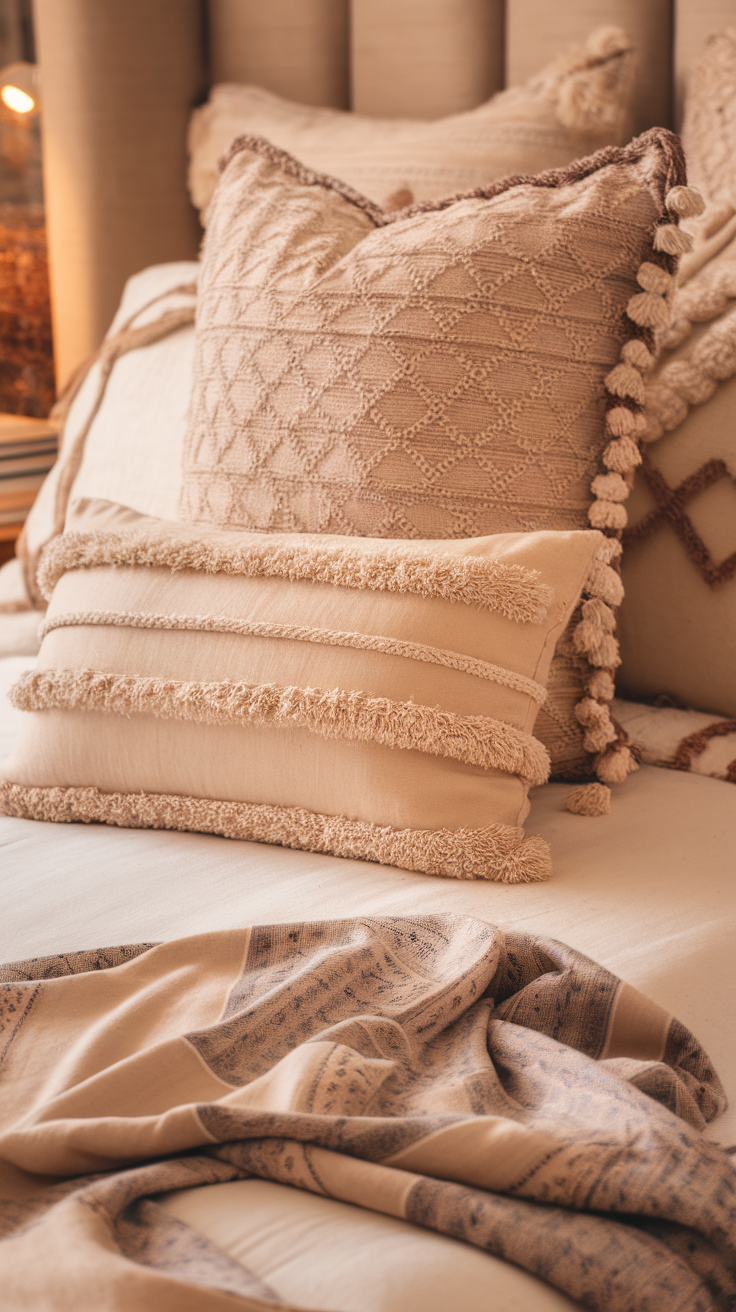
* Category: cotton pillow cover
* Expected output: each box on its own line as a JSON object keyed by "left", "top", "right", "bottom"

{"left": 188, "top": 27, "right": 636, "bottom": 219}
{"left": 8, "top": 263, "right": 198, "bottom": 611}
{"left": 182, "top": 127, "right": 693, "bottom": 785}
{"left": 0, "top": 498, "right": 604, "bottom": 882}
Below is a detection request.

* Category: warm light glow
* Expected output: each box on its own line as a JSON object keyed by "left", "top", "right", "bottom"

{"left": 1, "top": 84, "right": 34, "bottom": 114}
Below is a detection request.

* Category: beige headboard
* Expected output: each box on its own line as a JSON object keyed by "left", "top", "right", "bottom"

{"left": 32, "top": 0, "right": 736, "bottom": 388}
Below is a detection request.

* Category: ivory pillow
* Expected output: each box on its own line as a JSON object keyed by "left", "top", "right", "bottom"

{"left": 181, "top": 128, "right": 693, "bottom": 785}
{"left": 0, "top": 498, "right": 604, "bottom": 883}
{"left": 188, "top": 27, "right": 636, "bottom": 218}
{"left": 10, "top": 262, "right": 198, "bottom": 609}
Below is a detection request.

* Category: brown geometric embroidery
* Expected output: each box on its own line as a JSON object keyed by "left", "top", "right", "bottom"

{"left": 671, "top": 718, "right": 736, "bottom": 781}
{"left": 623, "top": 449, "right": 736, "bottom": 588}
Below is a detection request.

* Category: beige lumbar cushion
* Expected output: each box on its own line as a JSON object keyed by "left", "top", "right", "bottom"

{"left": 181, "top": 127, "right": 693, "bottom": 787}
{"left": 188, "top": 26, "right": 636, "bottom": 219}
{"left": 0, "top": 497, "right": 604, "bottom": 883}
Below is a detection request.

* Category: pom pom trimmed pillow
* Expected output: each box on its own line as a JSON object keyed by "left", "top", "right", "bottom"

{"left": 181, "top": 127, "right": 695, "bottom": 785}
{"left": 188, "top": 27, "right": 636, "bottom": 219}
{"left": 0, "top": 499, "right": 604, "bottom": 883}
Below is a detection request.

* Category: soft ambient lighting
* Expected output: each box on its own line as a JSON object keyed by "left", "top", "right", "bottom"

{"left": 0, "top": 62, "right": 40, "bottom": 118}
{"left": 1, "top": 84, "right": 34, "bottom": 114}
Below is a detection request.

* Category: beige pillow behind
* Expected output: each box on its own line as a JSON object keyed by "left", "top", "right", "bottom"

{"left": 188, "top": 27, "right": 636, "bottom": 219}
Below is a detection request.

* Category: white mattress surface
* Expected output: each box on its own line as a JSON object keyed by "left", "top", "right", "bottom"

{"left": 1, "top": 653, "right": 734, "bottom": 1310}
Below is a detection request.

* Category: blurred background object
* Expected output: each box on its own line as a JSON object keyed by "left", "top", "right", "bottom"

{"left": 0, "top": 0, "right": 54, "bottom": 422}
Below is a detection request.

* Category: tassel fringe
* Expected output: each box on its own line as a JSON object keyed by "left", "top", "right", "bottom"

{"left": 564, "top": 782, "right": 612, "bottom": 816}
{"left": 576, "top": 181, "right": 687, "bottom": 790}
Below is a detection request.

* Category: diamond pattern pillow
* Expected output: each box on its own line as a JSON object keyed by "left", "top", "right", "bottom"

{"left": 182, "top": 129, "right": 690, "bottom": 784}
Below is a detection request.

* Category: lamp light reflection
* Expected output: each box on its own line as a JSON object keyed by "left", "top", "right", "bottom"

{"left": 1, "top": 85, "right": 34, "bottom": 114}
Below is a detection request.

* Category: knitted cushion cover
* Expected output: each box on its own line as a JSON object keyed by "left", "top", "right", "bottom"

{"left": 181, "top": 127, "right": 693, "bottom": 784}
{"left": 187, "top": 28, "right": 636, "bottom": 220}
{"left": 0, "top": 497, "right": 604, "bottom": 883}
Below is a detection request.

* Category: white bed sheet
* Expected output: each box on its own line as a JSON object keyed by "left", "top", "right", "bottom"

{"left": 1, "top": 653, "right": 735, "bottom": 1310}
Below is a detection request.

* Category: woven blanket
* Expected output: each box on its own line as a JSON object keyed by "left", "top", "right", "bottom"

{"left": 0, "top": 916, "right": 733, "bottom": 1310}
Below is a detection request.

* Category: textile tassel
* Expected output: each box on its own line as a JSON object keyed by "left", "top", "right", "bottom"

{"left": 584, "top": 561, "right": 624, "bottom": 606}
{"left": 621, "top": 339, "right": 654, "bottom": 371}
{"left": 591, "top": 472, "right": 628, "bottom": 502}
{"left": 654, "top": 225, "right": 693, "bottom": 256}
{"left": 573, "top": 598, "right": 617, "bottom": 659}
{"left": 594, "top": 537, "right": 622, "bottom": 564}
{"left": 637, "top": 262, "right": 672, "bottom": 295}
{"left": 603, "top": 435, "right": 642, "bottom": 473}
{"left": 586, "top": 668, "right": 615, "bottom": 701}
{"left": 604, "top": 362, "right": 645, "bottom": 404}
{"left": 596, "top": 742, "right": 638, "bottom": 784}
{"left": 564, "top": 783, "right": 612, "bottom": 816}
{"left": 574, "top": 698, "right": 618, "bottom": 753}
{"left": 626, "top": 291, "right": 671, "bottom": 331}
{"left": 588, "top": 500, "right": 627, "bottom": 530}
{"left": 665, "top": 185, "right": 706, "bottom": 219}
{"left": 605, "top": 407, "right": 646, "bottom": 438}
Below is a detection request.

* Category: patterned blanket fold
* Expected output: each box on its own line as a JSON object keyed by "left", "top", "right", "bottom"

{"left": 0, "top": 915, "right": 733, "bottom": 1311}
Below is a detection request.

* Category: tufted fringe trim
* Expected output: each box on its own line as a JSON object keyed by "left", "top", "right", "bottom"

{"left": 38, "top": 609, "right": 549, "bottom": 704}
{"left": 564, "top": 782, "right": 612, "bottom": 816}
{"left": 37, "top": 530, "right": 553, "bottom": 623}
{"left": 11, "top": 668, "right": 551, "bottom": 785}
{"left": 0, "top": 783, "right": 551, "bottom": 884}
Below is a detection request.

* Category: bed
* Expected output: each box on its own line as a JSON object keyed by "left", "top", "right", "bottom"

{"left": 2, "top": 3, "right": 736, "bottom": 1309}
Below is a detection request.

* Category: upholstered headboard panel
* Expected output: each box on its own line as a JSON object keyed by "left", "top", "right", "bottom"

{"left": 31, "top": 0, "right": 736, "bottom": 387}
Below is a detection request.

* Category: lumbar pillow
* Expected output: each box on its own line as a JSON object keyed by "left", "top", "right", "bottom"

{"left": 0, "top": 498, "right": 605, "bottom": 882}
{"left": 188, "top": 27, "right": 636, "bottom": 219}
{"left": 181, "top": 127, "right": 694, "bottom": 786}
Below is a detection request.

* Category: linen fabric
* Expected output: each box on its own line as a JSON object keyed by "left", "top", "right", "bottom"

{"left": 182, "top": 127, "right": 688, "bottom": 781}
{"left": 0, "top": 498, "right": 604, "bottom": 881}
{"left": 0, "top": 915, "right": 732, "bottom": 1312}
{"left": 15, "top": 261, "right": 198, "bottom": 609}
{"left": 188, "top": 26, "right": 636, "bottom": 219}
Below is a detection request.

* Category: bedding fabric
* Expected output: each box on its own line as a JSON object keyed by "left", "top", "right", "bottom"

{"left": 0, "top": 914, "right": 733, "bottom": 1312}
{"left": 0, "top": 498, "right": 605, "bottom": 882}
{"left": 2, "top": 651, "right": 736, "bottom": 1309}
{"left": 182, "top": 126, "right": 691, "bottom": 785}
{"left": 188, "top": 27, "right": 636, "bottom": 218}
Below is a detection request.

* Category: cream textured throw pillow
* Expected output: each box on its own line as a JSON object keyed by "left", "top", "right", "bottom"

{"left": 182, "top": 128, "right": 693, "bottom": 786}
{"left": 0, "top": 498, "right": 604, "bottom": 882}
{"left": 188, "top": 27, "right": 636, "bottom": 219}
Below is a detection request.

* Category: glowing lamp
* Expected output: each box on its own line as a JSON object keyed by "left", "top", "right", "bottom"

{"left": 0, "top": 63, "right": 40, "bottom": 118}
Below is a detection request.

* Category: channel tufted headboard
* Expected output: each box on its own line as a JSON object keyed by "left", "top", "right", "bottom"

{"left": 31, "top": 0, "right": 735, "bottom": 387}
